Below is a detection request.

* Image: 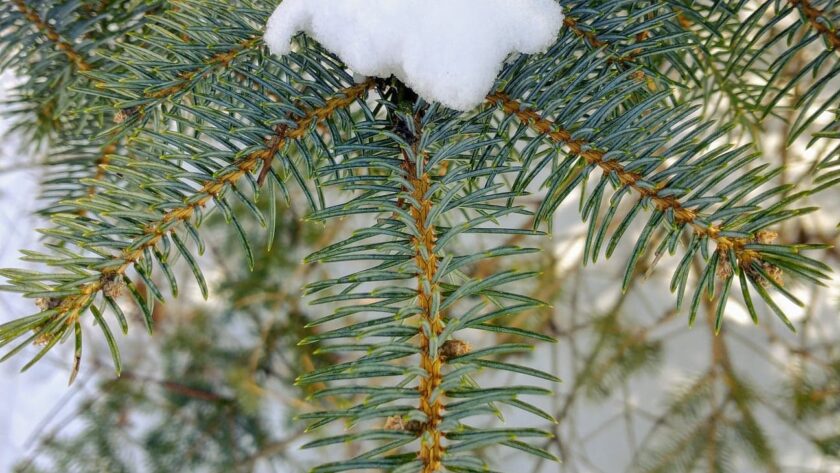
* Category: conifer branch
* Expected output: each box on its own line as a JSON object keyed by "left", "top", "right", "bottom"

{"left": 486, "top": 92, "right": 785, "bottom": 294}
{"left": 488, "top": 94, "right": 695, "bottom": 224}
{"left": 10, "top": 0, "right": 92, "bottom": 71}
{"left": 105, "top": 22, "right": 264, "bottom": 133}
{"left": 790, "top": 0, "right": 840, "bottom": 49}
{"left": 562, "top": 14, "right": 653, "bottom": 81}
{"left": 0, "top": 2, "right": 836, "bottom": 470}
{"left": 400, "top": 114, "right": 445, "bottom": 472}
{"left": 564, "top": 15, "right": 652, "bottom": 67}
{"left": 99, "top": 33, "right": 262, "bottom": 207}
{"left": 2, "top": 0, "right": 164, "bottom": 212}
{"left": 293, "top": 80, "right": 558, "bottom": 470}
{"left": 4, "top": 80, "right": 373, "bottom": 355}
{"left": 138, "top": 36, "right": 262, "bottom": 102}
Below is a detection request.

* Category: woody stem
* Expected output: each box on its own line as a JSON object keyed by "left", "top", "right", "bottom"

{"left": 411, "top": 167, "right": 445, "bottom": 472}
{"left": 393, "top": 101, "right": 445, "bottom": 471}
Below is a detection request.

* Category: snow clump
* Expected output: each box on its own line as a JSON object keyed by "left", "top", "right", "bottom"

{"left": 265, "top": 0, "right": 564, "bottom": 111}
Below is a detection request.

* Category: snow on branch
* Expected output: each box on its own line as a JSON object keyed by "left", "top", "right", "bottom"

{"left": 265, "top": 0, "right": 564, "bottom": 111}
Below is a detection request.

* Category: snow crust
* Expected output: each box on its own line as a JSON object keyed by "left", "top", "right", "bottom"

{"left": 265, "top": 0, "right": 564, "bottom": 111}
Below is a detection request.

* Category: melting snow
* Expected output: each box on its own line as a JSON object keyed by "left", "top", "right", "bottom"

{"left": 265, "top": 0, "right": 564, "bottom": 111}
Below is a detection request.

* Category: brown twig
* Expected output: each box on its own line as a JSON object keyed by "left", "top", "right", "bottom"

{"left": 486, "top": 92, "right": 774, "bottom": 277}
{"left": 40, "top": 80, "right": 374, "bottom": 344}
{"left": 143, "top": 36, "right": 262, "bottom": 100}
{"left": 790, "top": 0, "right": 840, "bottom": 50}
{"left": 12, "top": 0, "right": 92, "bottom": 71}
{"left": 118, "top": 370, "right": 233, "bottom": 403}
{"left": 563, "top": 16, "right": 652, "bottom": 81}
{"left": 396, "top": 109, "right": 446, "bottom": 472}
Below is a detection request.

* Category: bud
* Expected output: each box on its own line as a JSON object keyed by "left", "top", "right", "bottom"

{"left": 35, "top": 297, "right": 62, "bottom": 311}
{"left": 384, "top": 416, "right": 424, "bottom": 433}
{"left": 716, "top": 254, "right": 733, "bottom": 279}
{"left": 33, "top": 332, "right": 55, "bottom": 347}
{"left": 384, "top": 416, "right": 404, "bottom": 430}
{"left": 102, "top": 275, "right": 125, "bottom": 298}
{"left": 749, "top": 263, "right": 784, "bottom": 288}
{"left": 763, "top": 263, "right": 784, "bottom": 287}
{"left": 114, "top": 107, "right": 138, "bottom": 124}
{"left": 755, "top": 230, "right": 778, "bottom": 245}
{"left": 440, "top": 339, "right": 471, "bottom": 361}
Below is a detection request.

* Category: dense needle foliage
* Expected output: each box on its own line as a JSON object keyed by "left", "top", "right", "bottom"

{"left": 0, "top": 1, "right": 838, "bottom": 472}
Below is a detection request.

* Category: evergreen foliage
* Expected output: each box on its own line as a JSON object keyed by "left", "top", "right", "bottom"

{"left": 0, "top": 0, "right": 838, "bottom": 472}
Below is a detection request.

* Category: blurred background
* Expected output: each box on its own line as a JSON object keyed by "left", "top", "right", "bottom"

{"left": 1, "top": 53, "right": 839, "bottom": 473}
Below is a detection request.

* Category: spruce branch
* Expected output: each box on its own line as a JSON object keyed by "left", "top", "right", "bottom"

{"left": 0, "top": 80, "right": 373, "bottom": 375}
{"left": 10, "top": 0, "right": 93, "bottom": 72}
{"left": 103, "top": 33, "right": 264, "bottom": 134}
{"left": 790, "top": 0, "right": 840, "bottom": 49}
{"left": 486, "top": 90, "right": 829, "bottom": 330}
{"left": 488, "top": 93, "right": 724, "bottom": 237}
{"left": 296, "top": 83, "right": 557, "bottom": 471}
{"left": 146, "top": 37, "right": 262, "bottom": 100}
{"left": 0, "top": 2, "right": 837, "bottom": 471}
{"left": 668, "top": 0, "right": 840, "bottom": 163}
{"left": 1, "top": 0, "right": 165, "bottom": 211}
{"left": 400, "top": 111, "right": 446, "bottom": 472}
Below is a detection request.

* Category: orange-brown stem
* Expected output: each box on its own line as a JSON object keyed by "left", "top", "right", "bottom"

{"left": 12, "top": 0, "right": 91, "bottom": 71}
{"left": 46, "top": 80, "right": 373, "bottom": 328}
{"left": 399, "top": 116, "right": 445, "bottom": 471}
{"left": 563, "top": 17, "right": 607, "bottom": 48}
{"left": 411, "top": 171, "right": 445, "bottom": 472}
{"left": 563, "top": 16, "right": 651, "bottom": 81}
{"left": 144, "top": 36, "right": 261, "bottom": 99}
{"left": 486, "top": 93, "right": 768, "bottom": 272}
{"left": 790, "top": 0, "right": 840, "bottom": 49}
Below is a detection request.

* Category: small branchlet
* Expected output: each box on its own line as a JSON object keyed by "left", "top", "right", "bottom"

{"left": 716, "top": 230, "right": 784, "bottom": 287}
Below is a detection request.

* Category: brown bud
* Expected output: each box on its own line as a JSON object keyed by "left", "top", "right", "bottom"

{"left": 35, "top": 297, "right": 62, "bottom": 311}
{"left": 749, "top": 263, "right": 784, "bottom": 288}
{"left": 384, "top": 416, "right": 404, "bottom": 431}
{"left": 102, "top": 275, "right": 125, "bottom": 298}
{"left": 384, "top": 416, "right": 424, "bottom": 433}
{"left": 763, "top": 263, "right": 784, "bottom": 287}
{"left": 33, "top": 332, "right": 55, "bottom": 347}
{"left": 716, "top": 254, "right": 733, "bottom": 280}
{"left": 403, "top": 420, "right": 424, "bottom": 433}
{"left": 440, "top": 339, "right": 471, "bottom": 361}
{"left": 755, "top": 230, "right": 778, "bottom": 245}
{"left": 114, "top": 107, "right": 137, "bottom": 124}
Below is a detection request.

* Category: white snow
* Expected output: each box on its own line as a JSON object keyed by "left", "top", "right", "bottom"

{"left": 265, "top": 0, "right": 564, "bottom": 111}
